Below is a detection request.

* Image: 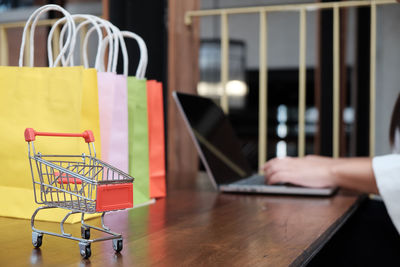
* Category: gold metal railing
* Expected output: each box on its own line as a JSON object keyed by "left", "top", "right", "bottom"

{"left": 0, "top": 19, "right": 61, "bottom": 66}
{"left": 185, "top": 0, "right": 397, "bottom": 170}
{"left": 0, "top": 18, "right": 91, "bottom": 67}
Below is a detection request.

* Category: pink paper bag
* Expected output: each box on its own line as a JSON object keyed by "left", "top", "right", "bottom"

{"left": 97, "top": 72, "right": 116, "bottom": 163}
{"left": 109, "top": 74, "right": 129, "bottom": 173}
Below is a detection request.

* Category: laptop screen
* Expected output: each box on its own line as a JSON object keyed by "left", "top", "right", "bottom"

{"left": 174, "top": 92, "right": 253, "bottom": 185}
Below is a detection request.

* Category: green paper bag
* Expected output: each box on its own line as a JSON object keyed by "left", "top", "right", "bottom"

{"left": 128, "top": 76, "right": 150, "bottom": 205}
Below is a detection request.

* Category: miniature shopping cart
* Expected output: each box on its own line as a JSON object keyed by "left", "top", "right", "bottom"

{"left": 25, "top": 128, "right": 134, "bottom": 258}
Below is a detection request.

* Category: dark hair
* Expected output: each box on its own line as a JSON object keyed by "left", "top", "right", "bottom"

{"left": 390, "top": 93, "right": 400, "bottom": 146}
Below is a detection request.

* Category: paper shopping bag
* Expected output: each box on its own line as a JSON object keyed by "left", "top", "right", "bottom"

{"left": 128, "top": 76, "right": 150, "bottom": 205}
{"left": 90, "top": 20, "right": 129, "bottom": 173}
{"left": 98, "top": 71, "right": 129, "bottom": 173}
{"left": 97, "top": 72, "right": 116, "bottom": 163}
{"left": 0, "top": 66, "right": 102, "bottom": 222}
{"left": 108, "top": 74, "right": 129, "bottom": 173}
{"left": 147, "top": 80, "right": 166, "bottom": 198}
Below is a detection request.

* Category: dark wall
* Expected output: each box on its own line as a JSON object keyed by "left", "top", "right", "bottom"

{"left": 109, "top": 0, "right": 167, "bottom": 84}
{"left": 308, "top": 199, "right": 400, "bottom": 266}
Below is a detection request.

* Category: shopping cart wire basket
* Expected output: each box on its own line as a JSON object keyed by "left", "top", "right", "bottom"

{"left": 25, "top": 128, "right": 134, "bottom": 258}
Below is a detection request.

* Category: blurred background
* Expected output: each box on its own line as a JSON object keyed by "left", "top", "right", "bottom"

{"left": 0, "top": 0, "right": 399, "bottom": 174}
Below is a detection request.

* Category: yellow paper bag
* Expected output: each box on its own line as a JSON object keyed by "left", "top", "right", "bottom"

{"left": 0, "top": 66, "right": 101, "bottom": 222}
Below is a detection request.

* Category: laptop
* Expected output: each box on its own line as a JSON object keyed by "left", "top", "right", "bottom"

{"left": 173, "top": 91, "right": 337, "bottom": 196}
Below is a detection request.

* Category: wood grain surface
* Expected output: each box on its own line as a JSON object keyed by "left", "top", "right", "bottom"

{"left": 0, "top": 172, "right": 363, "bottom": 267}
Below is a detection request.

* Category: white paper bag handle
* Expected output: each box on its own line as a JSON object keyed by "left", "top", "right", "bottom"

{"left": 79, "top": 16, "right": 109, "bottom": 69}
{"left": 120, "top": 31, "right": 148, "bottom": 79}
{"left": 50, "top": 15, "right": 104, "bottom": 68}
{"left": 70, "top": 15, "right": 109, "bottom": 69}
{"left": 100, "top": 30, "right": 147, "bottom": 78}
{"left": 47, "top": 17, "right": 67, "bottom": 66}
{"left": 19, "top": 4, "right": 75, "bottom": 67}
{"left": 82, "top": 17, "right": 118, "bottom": 72}
{"left": 84, "top": 18, "right": 126, "bottom": 73}
{"left": 110, "top": 25, "right": 128, "bottom": 74}
{"left": 97, "top": 24, "right": 130, "bottom": 75}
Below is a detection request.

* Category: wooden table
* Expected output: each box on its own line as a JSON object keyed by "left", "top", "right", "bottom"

{"left": 0, "top": 172, "right": 364, "bottom": 266}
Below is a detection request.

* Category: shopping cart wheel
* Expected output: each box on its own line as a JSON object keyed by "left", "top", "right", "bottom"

{"left": 81, "top": 226, "right": 90, "bottom": 239}
{"left": 32, "top": 232, "right": 43, "bottom": 248}
{"left": 79, "top": 242, "right": 91, "bottom": 258}
{"left": 112, "top": 238, "right": 123, "bottom": 253}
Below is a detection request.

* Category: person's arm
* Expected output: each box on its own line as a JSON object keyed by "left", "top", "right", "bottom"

{"left": 262, "top": 155, "right": 379, "bottom": 194}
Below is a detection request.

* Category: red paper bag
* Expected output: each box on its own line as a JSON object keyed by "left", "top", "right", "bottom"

{"left": 147, "top": 80, "right": 166, "bottom": 198}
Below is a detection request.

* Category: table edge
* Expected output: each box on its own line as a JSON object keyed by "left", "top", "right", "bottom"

{"left": 290, "top": 194, "right": 368, "bottom": 267}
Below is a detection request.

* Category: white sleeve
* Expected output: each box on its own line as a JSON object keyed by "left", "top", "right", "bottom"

{"left": 372, "top": 154, "right": 400, "bottom": 234}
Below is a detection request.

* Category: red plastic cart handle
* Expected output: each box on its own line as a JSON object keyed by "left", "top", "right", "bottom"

{"left": 24, "top": 128, "right": 95, "bottom": 143}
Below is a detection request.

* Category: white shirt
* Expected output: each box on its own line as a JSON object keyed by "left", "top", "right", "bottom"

{"left": 372, "top": 129, "right": 400, "bottom": 234}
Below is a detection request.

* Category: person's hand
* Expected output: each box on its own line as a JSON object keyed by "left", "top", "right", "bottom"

{"left": 261, "top": 155, "right": 338, "bottom": 188}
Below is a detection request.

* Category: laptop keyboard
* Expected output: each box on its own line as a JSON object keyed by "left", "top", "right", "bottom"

{"left": 231, "top": 174, "right": 266, "bottom": 185}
